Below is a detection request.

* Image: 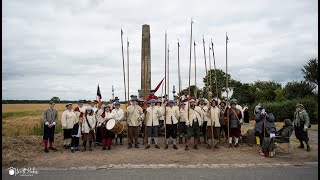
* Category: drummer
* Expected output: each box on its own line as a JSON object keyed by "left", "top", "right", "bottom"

{"left": 112, "top": 102, "right": 125, "bottom": 145}
{"left": 100, "top": 105, "right": 115, "bottom": 150}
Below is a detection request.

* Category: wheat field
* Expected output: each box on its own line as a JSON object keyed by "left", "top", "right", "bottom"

{"left": 2, "top": 103, "right": 127, "bottom": 137}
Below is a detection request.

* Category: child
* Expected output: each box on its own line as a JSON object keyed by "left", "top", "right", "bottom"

{"left": 71, "top": 117, "right": 82, "bottom": 153}
{"left": 82, "top": 106, "right": 96, "bottom": 151}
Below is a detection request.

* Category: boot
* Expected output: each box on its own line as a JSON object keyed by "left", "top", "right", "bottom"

{"left": 82, "top": 141, "right": 87, "bottom": 151}
{"left": 185, "top": 145, "right": 189, "bottom": 151}
{"left": 145, "top": 145, "right": 150, "bottom": 149}
{"left": 203, "top": 134, "right": 207, "bottom": 144}
{"left": 306, "top": 145, "right": 311, "bottom": 152}
{"left": 298, "top": 141, "right": 304, "bottom": 149}
{"left": 89, "top": 141, "right": 93, "bottom": 151}
{"left": 194, "top": 138, "right": 198, "bottom": 149}
{"left": 173, "top": 144, "right": 178, "bottom": 150}
{"left": 128, "top": 143, "right": 132, "bottom": 149}
{"left": 179, "top": 136, "right": 182, "bottom": 144}
{"left": 165, "top": 144, "right": 168, "bottom": 149}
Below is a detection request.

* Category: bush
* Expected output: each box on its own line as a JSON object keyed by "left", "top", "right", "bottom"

{"left": 261, "top": 97, "right": 318, "bottom": 123}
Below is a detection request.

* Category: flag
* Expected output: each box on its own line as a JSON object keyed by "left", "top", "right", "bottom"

{"left": 145, "top": 77, "right": 165, "bottom": 102}
{"left": 154, "top": 77, "right": 165, "bottom": 92}
{"left": 97, "top": 84, "right": 102, "bottom": 106}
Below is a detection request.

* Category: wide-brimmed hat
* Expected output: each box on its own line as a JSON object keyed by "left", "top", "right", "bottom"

{"left": 168, "top": 100, "right": 175, "bottom": 104}
{"left": 296, "top": 103, "right": 304, "bottom": 108}
{"left": 86, "top": 106, "right": 93, "bottom": 111}
{"left": 131, "top": 98, "right": 139, "bottom": 102}
{"left": 148, "top": 99, "right": 157, "bottom": 103}
{"left": 114, "top": 102, "right": 121, "bottom": 106}
{"left": 65, "top": 103, "right": 72, "bottom": 107}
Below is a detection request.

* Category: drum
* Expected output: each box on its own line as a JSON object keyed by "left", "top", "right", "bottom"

{"left": 106, "top": 119, "right": 124, "bottom": 134}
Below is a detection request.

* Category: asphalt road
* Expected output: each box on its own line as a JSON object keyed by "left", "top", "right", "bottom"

{"left": 3, "top": 164, "right": 318, "bottom": 180}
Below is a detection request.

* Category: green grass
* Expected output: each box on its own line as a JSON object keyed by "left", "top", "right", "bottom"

{"left": 29, "top": 119, "right": 63, "bottom": 136}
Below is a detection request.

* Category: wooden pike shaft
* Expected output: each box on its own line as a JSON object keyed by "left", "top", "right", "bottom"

{"left": 188, "top": 19, "right": 193, "bottom": 121}
{"left": 164, "top": 32, "right": 167, "bottom": 146}
{"left": 208, "top": 44, "right": 212, "bottom": 100}
{"left": 177, "top": 40, "right": 181, "bottom": 110}
{"left": 226, "top": 32, "right": 229, "bottom": 141}
{"left": 211, "top": 39, "right": 219, "bottom": 99}
{"left": 126, "top": 38, "right": 130, "bottom": 141}
{"left": 121, "top": 29, "right": 127, "bottom": 111}
{"left": 202, "top": 37, "right": 209, "bottom": 100}
{"left": 194, "top": 41, "right": 197, "bottom": 99}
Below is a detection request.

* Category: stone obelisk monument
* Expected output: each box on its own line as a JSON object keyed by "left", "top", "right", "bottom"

{"left": 138, "top": 24, "right": 151, "bottom": 99}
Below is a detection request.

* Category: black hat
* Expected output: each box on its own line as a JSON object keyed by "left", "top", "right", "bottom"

{"left": 150, "top": 90, "right": 155, "bottom": 92}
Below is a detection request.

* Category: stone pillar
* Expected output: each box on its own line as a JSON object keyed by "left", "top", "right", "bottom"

{"left": 138, "top": 24, "right": 151, "bottom": 100}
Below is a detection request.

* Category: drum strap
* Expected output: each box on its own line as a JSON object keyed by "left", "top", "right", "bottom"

{"left": 85, "top": 116, "right": 92, "bottom": 129}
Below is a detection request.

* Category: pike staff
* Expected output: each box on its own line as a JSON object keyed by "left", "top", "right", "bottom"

{"left": 193, "top": 41, "right": 197, "bottom": 99}
{"left": 188, "top": 18, "right": 193, "bottom": 126}
{"left": 208, "top": 44, "right": 213, "bottom": 101}
{"left": 177, "top": 39, "right": 181, "bottom": 110}
{"left": 187, "top": 18, "right": 193, "bottom": 149}
{"left": 164, "top": 31, "right": 167, "bottom": 148}
{"left": 211, "top": 39, "right": 220, "bottom": 144}
{"left": 202, "top": 36, "right": 209, "bottom": 99}
{"left": 121, "top": 29, "right": 128, "bottom": 140}
{"left": 226, "top": 32, "right": 230, "bottom": 141}
{"left": 126, "top": 38, "right": 130, "bottom": 141}
{"left": 211, "top": 39, "right": 219, "bottom": 99}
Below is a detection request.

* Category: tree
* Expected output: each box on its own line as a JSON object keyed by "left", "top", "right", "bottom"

{"left": 283, "top": 81, "right": 316, "bottom": 99}
{"left": 51, "top": 97, "right": 60, "bottom": 102}
{"left": 202, "top": 69, "right": 239, "bottom": 99}
{"left": 180, "top": 85, "right": 203, "bottom": 98}
{"left": 252, "top": 81, "right": 281, "bottom": 102}
{"left": 301, "top": 58, "right": 318, "bottom": 85}
{"left": 231, "top": 83, "right": 256, "bottom": 105}
{"left": 274, "top": 88, "right": 286, "bottom": 102}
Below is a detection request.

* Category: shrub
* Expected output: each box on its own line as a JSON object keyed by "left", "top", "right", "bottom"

{"left": 261, "top": 97, "right": 318, "bottom": 123}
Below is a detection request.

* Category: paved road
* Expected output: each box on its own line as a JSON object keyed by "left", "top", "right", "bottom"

{"left": 3, "top": 163, "right": 318, "bottom": 180}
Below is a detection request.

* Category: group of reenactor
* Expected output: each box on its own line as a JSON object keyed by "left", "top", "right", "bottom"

{"left": 42, "top": 89, "right": 312, "bottom": 153}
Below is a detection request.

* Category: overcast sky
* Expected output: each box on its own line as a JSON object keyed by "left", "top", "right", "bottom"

{"left": 2, "top": 0, "right": 318, "bottom": 101}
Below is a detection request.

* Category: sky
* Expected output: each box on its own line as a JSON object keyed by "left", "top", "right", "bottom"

{"left": 2, "top": 0, "right": 318, "bottom": 101}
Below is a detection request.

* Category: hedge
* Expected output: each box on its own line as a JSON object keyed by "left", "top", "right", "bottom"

{"left": 260, "top": 97, "right": 318, "bottom": 123}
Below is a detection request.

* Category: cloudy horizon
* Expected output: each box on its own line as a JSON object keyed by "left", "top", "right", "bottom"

{"left": 2, "top": 0, "right": 318, "bottom": 101}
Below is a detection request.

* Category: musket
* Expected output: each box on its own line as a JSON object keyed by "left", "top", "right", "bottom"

{"left": 193, "top": 41, "right": 197, "bottom": 99}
